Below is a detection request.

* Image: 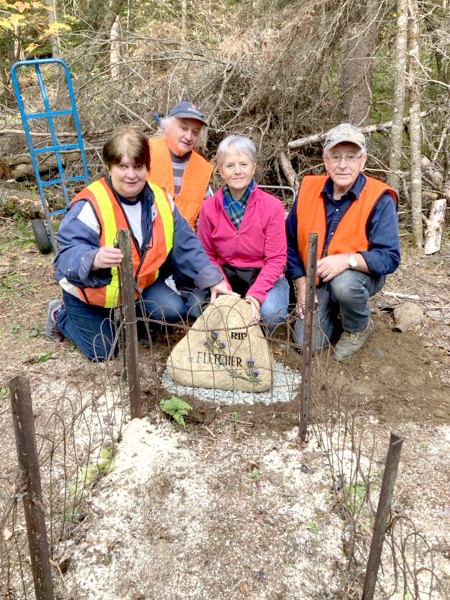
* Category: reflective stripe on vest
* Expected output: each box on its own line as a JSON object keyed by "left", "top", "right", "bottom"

{"left": 296, "top": 174, "right": 397, "bottom": 266}
{"left": 70, "top": 179, "right": 174, "bottom": 308}
{"left": 148, "top": 136, "right": 213, "bottom": 230}
{"left": 88, "top": 180, "right": 121, "bottom": 307}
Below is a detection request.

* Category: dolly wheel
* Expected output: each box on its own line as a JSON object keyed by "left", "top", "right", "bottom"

{"left": 31, "top": 218, "right": 52, "bottom": 254}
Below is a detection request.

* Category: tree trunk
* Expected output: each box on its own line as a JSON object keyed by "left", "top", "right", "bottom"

{"left": 339, "top": 0, "right": 380, "bottom": 125}
{"left": 408, "top": 0, "right": 423, "bottom": 249}
{"left": 78, "top": 0, "right": 126, "bottom": 87}
{"left": 46, "top": 0, "right": 61, "bottom": 58}
{"left": 424, "top": 199, "right": 447, "bottom": 254}
{"left": 181, "top": 0, "right": 188, "bottom": 41}
{"left": 110, "top": 15, "right": 121, "bottom": 81}
{"left": 387, "top": 0, "right": 408, "bottom": 193}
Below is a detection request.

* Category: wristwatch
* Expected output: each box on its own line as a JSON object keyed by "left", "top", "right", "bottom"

{"left": 348, "top": 254, "right": 358, "bottom": 270}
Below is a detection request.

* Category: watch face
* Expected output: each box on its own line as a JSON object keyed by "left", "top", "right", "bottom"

{"left": 349, "top": 256, "right": 358, "bottom": 268}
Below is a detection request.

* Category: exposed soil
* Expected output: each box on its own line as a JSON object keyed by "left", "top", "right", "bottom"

{"left": 1, "top": 217, "right": 449, "bottom": 598}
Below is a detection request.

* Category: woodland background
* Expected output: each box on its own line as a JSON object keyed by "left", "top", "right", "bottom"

{"left": 0, "top": 0, "right": 449, "bottom": 246}
{"left": 0, "top": 3, "right": 450, "bottom": 598}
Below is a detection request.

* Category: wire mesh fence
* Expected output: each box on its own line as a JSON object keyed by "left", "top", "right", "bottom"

{"left": 1, "top": 303, "right": 448, "bottom": 599}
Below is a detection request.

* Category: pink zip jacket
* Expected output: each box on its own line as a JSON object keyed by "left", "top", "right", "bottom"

{"left": 198, "top": 185, "right": 287, "bottom": 305}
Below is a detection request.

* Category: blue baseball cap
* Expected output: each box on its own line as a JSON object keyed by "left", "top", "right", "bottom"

{"left": 169, "top": 101, "right": 207, "bottom": 126}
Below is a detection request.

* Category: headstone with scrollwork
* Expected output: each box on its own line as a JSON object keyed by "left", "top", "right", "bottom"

{"left": 166, "top": 296, "right": 273, "bottom": 392}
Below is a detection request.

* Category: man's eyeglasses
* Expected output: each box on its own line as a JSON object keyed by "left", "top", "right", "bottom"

{"left": 325, "top": 154, "right": 364, "bottom": 165}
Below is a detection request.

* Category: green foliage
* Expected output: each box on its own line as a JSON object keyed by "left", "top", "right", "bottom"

{"left": 9, "top": 323, "right": 21, "bottom": 334}
{"left": 67, "top": 446, "right": 115, "bottom": 519}
{"left": 35, "top": 351, "right": 53, "bottom": 363}
{"left": 0, "top": 273, "right": 27, "bottom": 299}
{"left": 0, "top": 0, "right": 69, "bottom": 62}
{"left": 343, "top": 482, "right": 374, "bottom": 513}
{"left": 160, "top": 396, "right": 192, "bottom": 427}
{"left": 249, "top": 468, "right": 261, "bottom": 479}
{"left": 29, "top": 321, "right": 44, "bottom": 337}
{"left": 306, "top": 520, "right": 319, "bottom": 534}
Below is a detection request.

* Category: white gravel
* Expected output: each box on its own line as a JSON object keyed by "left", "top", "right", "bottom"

{"left": 160, "top": 360, "right": 301, "bottom": 405}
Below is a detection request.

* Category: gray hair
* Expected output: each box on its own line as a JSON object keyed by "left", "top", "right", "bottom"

{"left": 216, "top": 135, "right": 257, "bottom": 167}
{"left": 159, "top": 115, "right": 207, "bottom": 149}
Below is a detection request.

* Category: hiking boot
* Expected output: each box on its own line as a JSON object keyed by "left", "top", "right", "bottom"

{"left": 331, "top": 319, "right": 374, "bottom": 361}
{"left": 45, "top": 299, "right": 64, "bottom": 342}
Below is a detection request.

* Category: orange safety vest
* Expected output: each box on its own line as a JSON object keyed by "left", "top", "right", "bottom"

{"left": 296, "top": 175, "right": 397, "bottom": 266}
{"left": 70, "top": 178, "right": 174, "bottom": 308}
{"left": 148, "top": 136, "right": 213, "bottom": 230}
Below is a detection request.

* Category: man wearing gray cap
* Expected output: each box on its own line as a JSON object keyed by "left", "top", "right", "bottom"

{"left": 148, "top": 101, "right": 213, "bottom": 231}
{"left": 286, "top": 123, "right": 401, "bottom": 360}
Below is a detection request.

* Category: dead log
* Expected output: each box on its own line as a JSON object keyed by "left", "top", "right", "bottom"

{"left": 0, "top": 182, "right": 42, "bottom": 217}
{"left": 2, "top": 150, "right": 84, "bottom": 181}
{"left": 288, "top": 110, "right": 432, "bottom": 149}
{"left": 421, "top": 156, "right": 443, "bottom": 190}
{"left": 382, "top": 290, "right": 441, "bottom": 303}
{"left": 278, "top": 151, "right": 299, "bottom": 190}
{"left": 423, "top": 198, "right": 447, "bottom": 255}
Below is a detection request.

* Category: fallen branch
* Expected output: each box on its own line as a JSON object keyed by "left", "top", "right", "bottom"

{"left": 288, "top": 110, "right": 432, "bottom": 149}
{"left": 278, "top": 151, "right": 299, "bottom": 190}
{"left": 382, "top": 291, "right": 441, "bottom": 303}
{"left": 0, "top": 128, "right": 110, "bottom": 138}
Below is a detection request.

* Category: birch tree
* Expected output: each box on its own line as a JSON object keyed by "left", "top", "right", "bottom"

{"left": 387, "top": 0, "right": 408, "bottom": 193}
{"left": 408, "top": 0, "right": 423, "bottom": 248}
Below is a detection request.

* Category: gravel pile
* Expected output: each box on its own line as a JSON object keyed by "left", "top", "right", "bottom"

{"left": 161, "top": 360, "right": 301, "bottom": 405}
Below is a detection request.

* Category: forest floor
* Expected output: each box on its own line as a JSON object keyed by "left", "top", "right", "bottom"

{"left": 0, "top": 216, "right": 449, "bottom": 599}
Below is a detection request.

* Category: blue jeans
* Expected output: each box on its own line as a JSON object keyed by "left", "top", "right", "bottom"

{"left": 188, "top": 276, "right": 290, "bottom": 331}
{"left": 294, "top": 270, "right": 385, "bottom": 351}
{"left": 57, "top": 279, "right": 189, "bottom": 361}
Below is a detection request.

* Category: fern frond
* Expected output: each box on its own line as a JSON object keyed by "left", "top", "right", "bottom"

{"left": 160, "top": 396, "right": 192, "bottom": 428}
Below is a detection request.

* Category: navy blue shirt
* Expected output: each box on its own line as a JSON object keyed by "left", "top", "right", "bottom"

{"left": 286, "top": 173, "right": 400, "bottom": 279}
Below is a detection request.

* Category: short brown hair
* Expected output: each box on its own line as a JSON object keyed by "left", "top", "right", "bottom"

{"left": 102, "top": 125, "right": 150, "bottom": 171}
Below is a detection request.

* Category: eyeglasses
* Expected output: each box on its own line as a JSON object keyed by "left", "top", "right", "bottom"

{"left": 325, "top": 154, "right": 364, "bottom": 165}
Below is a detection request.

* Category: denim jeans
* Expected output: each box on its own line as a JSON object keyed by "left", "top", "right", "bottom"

{"left": 294, "top": 270, "right": 385, "bottom": 351}
{"left": 188, "top": 276, "right": 290, "bottom": 331}
{"left": 57, "top": 279, "right": 189, "bottom": 361}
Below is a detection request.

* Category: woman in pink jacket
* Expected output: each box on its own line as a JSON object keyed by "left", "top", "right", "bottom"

{"left": 197, "top": 135, "right": 289, "bottom": 330}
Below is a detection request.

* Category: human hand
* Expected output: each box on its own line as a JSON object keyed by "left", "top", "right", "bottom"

{"left": 92, "top": 246, "right": 124, "bottom": 270}
{"left": 209, "top": 281, "right": 239, "bottom": 303}
{"left": 316, "top": 254, "right": 349, "bottom": 282}
{"left": 294, "top": 276, "right": 307, "bottom": 319}
{"left": 245, "top": 295, "right": 261, "bottom": 322}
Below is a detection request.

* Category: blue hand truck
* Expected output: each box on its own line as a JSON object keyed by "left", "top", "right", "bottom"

{"left": 10, "top": 58, "right": 90, "bottom": 253}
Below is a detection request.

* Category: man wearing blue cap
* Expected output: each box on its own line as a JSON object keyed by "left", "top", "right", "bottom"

{"left": 148, "top": 101, "right": 213, "bottom": 231}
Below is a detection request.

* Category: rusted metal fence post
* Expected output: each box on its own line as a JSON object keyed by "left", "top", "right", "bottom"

{"left": 362, "top": 432, "right": 405, "bottom": 599}
{"left": 8, "top": 375, "right": 55, "bottom": 600}
{"left": 117, "top": 229, "right": 142, "bottom": 419}
{"left": 299, "top": 233, "right": 318, "bottom": 443}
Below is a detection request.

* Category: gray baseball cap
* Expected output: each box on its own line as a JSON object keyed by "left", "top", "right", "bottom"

{"left": 324, "top": 123, "right": 366, "bottom": 152}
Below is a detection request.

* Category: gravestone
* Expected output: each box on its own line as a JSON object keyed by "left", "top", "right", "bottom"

{"left": 166, "top": 296, "right": 273, "bottom": 392}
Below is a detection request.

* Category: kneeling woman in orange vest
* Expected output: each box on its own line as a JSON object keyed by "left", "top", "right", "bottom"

{"left": 46, "top": 125, "right": 236, "bottom": 361}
